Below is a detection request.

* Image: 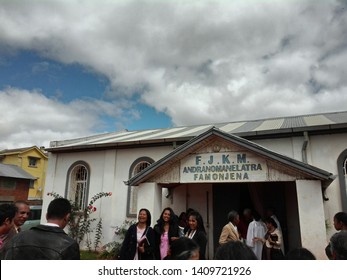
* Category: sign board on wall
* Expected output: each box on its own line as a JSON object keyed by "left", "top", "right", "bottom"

{"left": 180, "top": 152, "right": 268, "bottom": 183}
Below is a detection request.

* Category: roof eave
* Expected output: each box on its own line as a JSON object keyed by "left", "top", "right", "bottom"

{"left": 46, "top": 123, "right": 347, "bottom": 153}
{"left": 45, "top": 137, "right": 192, "bottom": 153}
{"left": 127, "top": 127, "right": 335, "bottom": 186}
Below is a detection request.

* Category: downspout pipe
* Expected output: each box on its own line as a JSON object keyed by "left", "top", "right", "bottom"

{"left": 301, "top": 132, "right": 329, "bottom": 201}
{"left": 302, "top": 131, "right": 330, "bottom": 202}
{"left": 302, "top": 131, "right": 309, "bottom": 164}
{"left": 337, "top": 152, "right": 347, "bottom": 212}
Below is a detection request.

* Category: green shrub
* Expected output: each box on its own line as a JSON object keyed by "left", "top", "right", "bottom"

{"left": 98, "top": 219, "right": 136, "bottom": 259}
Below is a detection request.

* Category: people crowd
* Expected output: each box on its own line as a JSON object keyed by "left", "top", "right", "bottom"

{"left": 1, "top": 199, "right": 347, "bottom": 260}
{"left": 116, "top": 207, "right": 347, "bottom": 260}
{"left": 1, "top": 198, "right": 80, "bottom": 259}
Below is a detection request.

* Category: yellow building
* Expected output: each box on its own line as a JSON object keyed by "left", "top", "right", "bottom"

{"left": 0, "top": 146, "right": 48, "bottom": 204}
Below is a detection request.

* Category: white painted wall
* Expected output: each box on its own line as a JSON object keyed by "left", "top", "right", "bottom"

{"left": 137, "top": 182, "right": 162, "bottom": 225}
{"left": 296, "top": 180, "right": 328, "bottom": 259}
{"left": 43, "top": 145, "right": 175, "bottom": 246}
{"left": 43, "top": 131, "right": 347, "bottom": 253}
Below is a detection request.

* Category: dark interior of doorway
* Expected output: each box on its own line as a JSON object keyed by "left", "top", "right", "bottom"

{"left": 212, "top": 182, "right": 289, "bottom": 256}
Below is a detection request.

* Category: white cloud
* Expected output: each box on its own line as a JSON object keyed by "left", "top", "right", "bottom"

{"left": 0, "top": 0, "right": 347, "bottom": 143}
{"left": 0, "top": 87, "right": 130, "bottom": 149}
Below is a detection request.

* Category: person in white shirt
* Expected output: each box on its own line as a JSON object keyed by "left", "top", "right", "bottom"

{"left": 246, "top": 211, "right": 267, "bottom": 260}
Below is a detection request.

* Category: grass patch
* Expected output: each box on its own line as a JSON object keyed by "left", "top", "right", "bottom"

{"left": 80, "top": 250, "right": 99, "bottom": 260}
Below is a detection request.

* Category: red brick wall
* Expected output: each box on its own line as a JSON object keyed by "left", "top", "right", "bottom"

{"left": 0, "top": 178, "right": 30, "bottom": 202}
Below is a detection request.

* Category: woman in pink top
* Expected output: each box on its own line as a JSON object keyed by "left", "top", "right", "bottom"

{"left": 153, "top": 207, "right": 179, "bottom": 259}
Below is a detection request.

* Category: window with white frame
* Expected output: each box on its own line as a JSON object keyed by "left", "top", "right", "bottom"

{"left": 67, "top": 163, "right": 89, "bottom": 211}
{"left": 127, "top": 157, "right": 154, "bottom": 217}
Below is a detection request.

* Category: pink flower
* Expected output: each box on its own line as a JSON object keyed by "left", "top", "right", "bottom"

{"left": 108, "top": 192, "right": 112, "bottom": 196}
{"left": 88, "top": 205, "right": 93, "bottom": 210}
{"left": 93, "top": 207, "right": 97, "bottom": 212}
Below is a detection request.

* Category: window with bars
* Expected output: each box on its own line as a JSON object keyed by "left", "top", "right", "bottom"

{"left": 127, "top": 157, "right": 154, "bottom": 217}
{"left": 131, "top": 161, "right": 151, "bottom": 177}
{"left": 68, "top": 164, "right": 89, "bottom": 211}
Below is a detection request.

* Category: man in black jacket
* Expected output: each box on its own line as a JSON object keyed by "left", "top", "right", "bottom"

{"left": 3, "top": 198, "right": 80, "bottom": 260}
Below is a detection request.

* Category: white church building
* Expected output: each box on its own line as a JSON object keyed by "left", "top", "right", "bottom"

{"left": 43, "top": 110, "right": 347, "bottom": 259}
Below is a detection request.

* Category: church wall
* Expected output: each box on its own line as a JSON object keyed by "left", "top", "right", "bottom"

{"left": 296, "top": 180, "right": 327, "bottom": 259}
{"left": 42, "top": 131, "right": 347, "bottom": 256}
{"left": 44, "top": 146, "right": 175, "bottom": 245}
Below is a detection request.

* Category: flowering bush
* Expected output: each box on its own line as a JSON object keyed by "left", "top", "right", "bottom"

{"left": 47, "top": 191, "right": 112, "bottom": 250}
{"left": 113, "top": 219, "right": 136, "bottom": 240}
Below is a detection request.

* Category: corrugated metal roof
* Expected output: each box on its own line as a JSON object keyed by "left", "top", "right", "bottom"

{"left": 218, "top": 121, "right": 246, "bottom": 133}
{"left": 228, "top": 120, "right": 264, "bottom": 133}
{"left": 325, "top": 111, "right": 347, "bottom": 123}
{"left": 0, "top": 146, "right": 48, "bottom": 158}
{"left": 303, "top": 115, "right": 335, "bottom": 126}
{"left": 0, "top": 147, "right": 29, "bottom": 154}
{"left": 281, "top": 116, "right": 306, "bottom": 128}
{"left": 0, "top": 163, "right": 36, "bottom": 180}
{"left": 48, "top": 110, "right": 347, "bottom": 150}
{"left": 255, "top": 118, "right": 285, "bottom": 131}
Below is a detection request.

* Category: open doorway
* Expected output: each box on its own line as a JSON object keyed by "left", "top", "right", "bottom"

{"left": 212, "top": 181, "right": 297, "bottom": 256}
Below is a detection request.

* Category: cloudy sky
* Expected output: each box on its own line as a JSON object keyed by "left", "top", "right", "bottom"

{"left": 1, "top": 0, "right": 347, "bottom": 149}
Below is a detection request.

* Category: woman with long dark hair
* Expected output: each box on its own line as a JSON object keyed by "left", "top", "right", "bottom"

{"left": 153, "top": 207, "right": 179, "bottom": 260}
{"left": 118, "top": 208, "right": 155, "bottom": 260}
{"left": 185, "top": 210, "right": 207, "bottom": 260}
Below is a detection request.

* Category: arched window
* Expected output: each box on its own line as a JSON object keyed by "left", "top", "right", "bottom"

{"left": 131, "top": 161, "right": 152, "bottom": 177}
{"left": 337, "top": 151, "right": 347, "bottom": 212}
{"left": 66, "top": 161, "right": 90, "bottom": 211}
{"left": 127, "top": 157, "right": 154, "bottom": 217}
